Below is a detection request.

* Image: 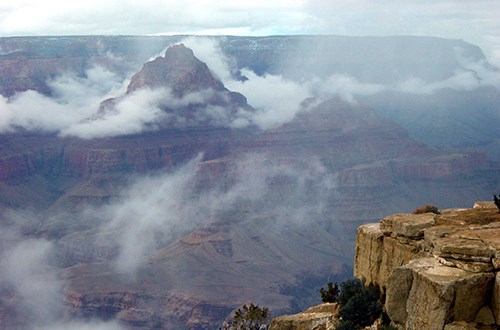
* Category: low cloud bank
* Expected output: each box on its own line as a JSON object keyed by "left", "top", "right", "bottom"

{"left": 0, "top": 65, "right": 127, "bottom": 134}
{"left": 95, "top": 153, "right": 332, "bottom": 274}
{"left": 1, "top": 39, "right": 499, "bottom": 137}
{"left": 0, "top": 215, "right": 126, "bottom": 329}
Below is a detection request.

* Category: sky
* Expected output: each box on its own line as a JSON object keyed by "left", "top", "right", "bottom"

{"left": 0, "top": 0, "right": 500, "bottom": 65}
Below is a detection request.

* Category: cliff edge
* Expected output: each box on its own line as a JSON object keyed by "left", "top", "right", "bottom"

{"left": 354, "top": 202, "right": 500, "bottom": 329}
{"left": 270, "top": 202, "right": 499, "bottom": 330}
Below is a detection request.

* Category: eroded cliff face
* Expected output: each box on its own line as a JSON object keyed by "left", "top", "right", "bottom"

{"left": 354, "top": 202, "right": 500, "bottom": 329}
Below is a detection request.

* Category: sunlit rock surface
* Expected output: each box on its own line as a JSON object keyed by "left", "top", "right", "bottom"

{"left": 354, "top": 203, "right": 500, "bottom": 329}
{"left": 269, "top": 303, "right": 340, "bottom": 330}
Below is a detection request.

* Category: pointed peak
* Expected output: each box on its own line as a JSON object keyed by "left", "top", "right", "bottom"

{"left": 164, "top": 43, "right": 195, "bottom": 59}
{"left": 126, "top": 43, "right": 224, "bottom": 95}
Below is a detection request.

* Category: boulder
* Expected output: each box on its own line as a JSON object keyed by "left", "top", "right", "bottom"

{"left": 384, "top": 257, "right": 494, "bottom": 330}
{"left": 492, "top": 273, "right": 500, "bottom": 325}
{"left": 354, "top": 223, "right": 426, "bottom": 291}
{"left": 385, "top": 266, "right": 413, "bottom": 325}
{"left": 444, "top": 321, "right": 478, "bottom": 330}
{"left": 353, "top": 223, "right": 384, "bottom": 287}
{"left": 380, "top": 213, "right": 435, "bottom": 238}
{"left": 473, "top": 306, "right": 496, "bottom": 325}
{"left": 268, "top": 303, "right": 339, "bottom": 330}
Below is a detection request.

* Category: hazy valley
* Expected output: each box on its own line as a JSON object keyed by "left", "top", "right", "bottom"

{"left": 0, "top": 35, "right": 499, "bottom": 329}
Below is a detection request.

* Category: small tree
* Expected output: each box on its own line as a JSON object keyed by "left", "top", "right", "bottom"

{"left": 337, "top": 278, "right": 363, "bottom": 306}
{"left": 320, "top": 282, "right": 339, "bottom": 303}
{"left": 221, "top": 303, "right": 270, "bottom": 330}
{"left": 327, "top": 278, "right": 383, "bottom": 330}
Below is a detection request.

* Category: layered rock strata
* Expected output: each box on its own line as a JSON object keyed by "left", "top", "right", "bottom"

{"left": 354, "top": 203, "right": 500, "bottom": 329}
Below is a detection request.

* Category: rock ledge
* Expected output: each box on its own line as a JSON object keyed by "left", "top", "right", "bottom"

{"left": 354, "top": 202, "right": 500, "bottom": 329}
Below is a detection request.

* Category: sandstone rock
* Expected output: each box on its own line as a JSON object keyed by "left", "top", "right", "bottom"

{"left": 354, "top": 223, "right": 384, "bottom": 287}
{"left": 303, "top": 303, "right": 340, "bottom": 315}
{"left": 474, "top": 306, "right": 496, "bottom": 325}
{"left": 492, "top": 273, "right": 500, "bottom": 325}
{"left": 127, "top": 44, "right": 225, "bottom": 96}
{"left": 435, "top": 257, "right": 493, "bottom": 273}
{"left": 384, "top": 257, "right": 494, "bottom": 330}
{"left": 393, "top": 213, "right": 436, "bottom": 238}
{"left": 385, "top": 266, "right": 413, "bottom": 325}
{"left": 354, "top": 223, "right": 425, "bottom": 291}
{"left": 380, "top": 213, "right": 435, "bottom": 238}
{"left": 444, "top": 321, "right": 478, "bottom": 330}
{"left": 268, "top": 303, "right": 339, "bottom": 330}
{"left": 474, "top": 201, "right": 496, "bottom": 209}
{"left": 380, "top": 236, "right": 426, "bottom": 287}
{"left": 354, "top": 205, "right": 500, "bottom": 330}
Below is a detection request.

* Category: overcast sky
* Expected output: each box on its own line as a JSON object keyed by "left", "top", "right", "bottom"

{"left": 1, "top": 0, "right": 499, "bottom": 65}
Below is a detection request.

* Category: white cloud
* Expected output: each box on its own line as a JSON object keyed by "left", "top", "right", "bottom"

{"left": 98, "top": 156, "right": 203, "bottom": 273}
{"left": 61, "top": 87, "right": 169, "bottom": 139}
{"left": 0, "top": 238, "right": 61, "bottom": 323}
{"left": 395, "top": 49, "right": 500, "bottom": 94}
{"left": 0, "top": 65, "right": 126, "bottom": 134}
{"left": 227, "top": 69, "right": 311, "bottom": 129}
{"left": 1, "top": 37, "right": 499, "bottom": 137}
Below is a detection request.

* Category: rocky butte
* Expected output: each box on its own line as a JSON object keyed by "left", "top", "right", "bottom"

{"left": 270, "top": 202, "right": 500, "bottom": 330}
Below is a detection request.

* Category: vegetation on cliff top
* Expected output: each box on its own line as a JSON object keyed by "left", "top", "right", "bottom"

{"left": 320, "top": 278, "right": 384, "bottom": 330}
{"left": 221, "top": 303, "right": 270, "bottom": 330}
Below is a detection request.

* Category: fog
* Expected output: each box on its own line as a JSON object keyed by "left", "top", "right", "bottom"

{"left": 0, "top": 148, "right": 337, "bottom": 328}
{"left": 0, "top": 36, "right": 499, "bottom": 328}
{"left": 94, "top": 153, "right": 332, "bottom": 274}
{"left": 1, "top": 37, "right": 499, "bottom": 137}
{"left": 0, "top": 65, "right": 127, "bottom": 134}
{"left": 0, "top": 214, "right": 127, "bottom": 329}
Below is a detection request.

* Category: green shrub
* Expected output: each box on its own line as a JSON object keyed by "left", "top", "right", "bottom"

{"left": 336, "top": 319, "right": 357, "bottom": 330}
{"left": 337, "top": 278, "right": 363, "bottom": 306}
{"left": 321, "top": 278, "right": 383, "bottom": 330}
{"left": 412, "top": 204, "right": 439, "bottom": 214}
{"left": 319, "top": 282, "right": 339, "bottom": 303}
{"left": 379, "top": 325, "right": 398, "bottom": 330}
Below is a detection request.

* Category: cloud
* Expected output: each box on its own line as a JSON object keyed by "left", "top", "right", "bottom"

{"left": 58, "top": 151, "right": 332, "bottom": 274}
{"left": 181, "top": 36, "right": 235, "bottom": 83}
{"left": 0, "top": 238, "right": 61, "bottom": 324}
{"left": 41, "top": 320, "right": 124, "bottom": 330}
{"left": 97, "top": 156, "right": 203, "bottom": 273}
{"left": 0, "top": 212, "right": 129, "bottom": 329}
{"left": 2, "top": 37, "right": 500, "bottom": 137}
{"left": 227, "top": 69, "right": 311, "bottom": 129}
{"left": 0, "top": 65, "right": 126, "bottom": 134}
{"left": 61, "top": 86, "right": 254, "bottom": 138}
{"left": 61, "top": 87, "right": 169, "bottom": 139}
{"left": 395, "top": 48, "right": 500, "bottom": 94}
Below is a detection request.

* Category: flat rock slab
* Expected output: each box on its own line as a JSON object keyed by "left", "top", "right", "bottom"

{"left": 269, "top": 303, "right": 339, "bottom": 330}
{"left": 381, "top": 213, "right": 435, "bottom": 238}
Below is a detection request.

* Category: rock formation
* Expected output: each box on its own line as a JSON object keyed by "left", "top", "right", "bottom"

{"left": 126, "top": 44, "right": 225, "bottom": 96}
{"left": 269, "top": 303, "right": 340, "bottom": 330}
{"left": 99, "top": 43, "right": 253, "bottom": 128}
{"left": 354, "top": 202, "right": 500, "bottom": 329}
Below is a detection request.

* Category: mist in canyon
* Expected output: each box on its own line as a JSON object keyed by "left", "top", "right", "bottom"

{"left": 0, "top": 35, "right": 499, "bottom": 329}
